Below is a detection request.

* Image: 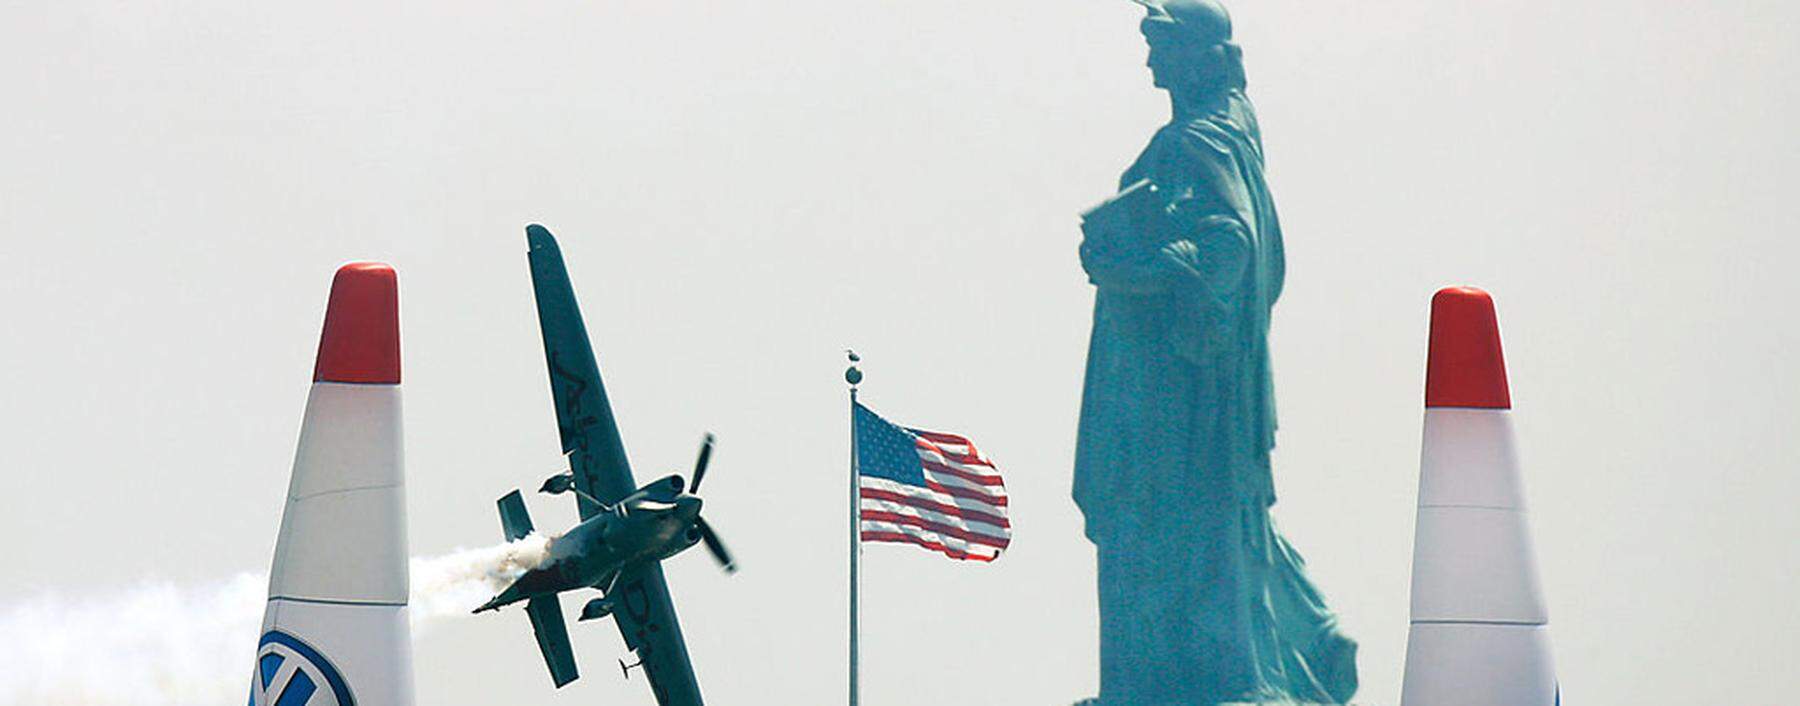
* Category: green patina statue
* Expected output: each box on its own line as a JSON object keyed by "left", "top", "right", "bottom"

{"left": 1072, "top": 1, "right": 1359, "bottom": 703}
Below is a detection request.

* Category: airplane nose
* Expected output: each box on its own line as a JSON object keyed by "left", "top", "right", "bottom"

{"left": 676, "top": 495, "right": 703, "bottom": 519}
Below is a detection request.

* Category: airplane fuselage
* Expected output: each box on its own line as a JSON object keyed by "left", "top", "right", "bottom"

{"left": 478, "top": 495, "right": 704, "bottom": 612}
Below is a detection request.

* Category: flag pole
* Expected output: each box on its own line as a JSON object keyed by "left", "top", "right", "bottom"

{"left": 845, "top": 350, "right": 863, "bottom": 706}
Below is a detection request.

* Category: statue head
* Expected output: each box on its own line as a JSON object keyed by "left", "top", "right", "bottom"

{"left": 1133, "top": 0, "right": 1246, "bottom": 97}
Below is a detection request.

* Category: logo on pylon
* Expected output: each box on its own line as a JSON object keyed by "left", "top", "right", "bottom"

{"left": 250, "top": 630, "right": 356, "bottom": 706}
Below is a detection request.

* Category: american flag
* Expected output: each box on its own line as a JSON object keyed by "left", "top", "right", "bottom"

{"left": 854, "top": 402, "right": 1011, "bottom": 561}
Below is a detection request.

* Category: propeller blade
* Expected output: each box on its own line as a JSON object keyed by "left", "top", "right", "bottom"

{"left": 694, "top": 516, "right": 736, "bottom": 573}
{"left": 689, "top": 433, "right": 715, "bottom": 493}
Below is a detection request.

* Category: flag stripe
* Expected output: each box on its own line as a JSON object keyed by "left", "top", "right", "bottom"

{"left": 860, "top": 487, "right": 1011, "bottom": 528}
{"left": 925, "top": 479, "right": 1009, "bottom": 506}
{"left": 860, "top": 477, "right": 1006, "bottom": 514}
{"left": 859, "top": 521, "right": 1004, "bottom": 558}
{"left": 921, "top": 459, "right": 1006, "bottom": 487}
{"left": 912, "top": 439, "right": 996, "bottom": 469}
{"left": 860, "top": 522, "right": 1002, "bottom": 560}
{"left": 860, "top": 497, "right": 1010, "bottom": 537}
{"left": 860, "top": 530, "right": 997, "bottom": 562}
{"left": 922, "top": 454, "right": 1001, "bottom": 478}
{"left": 909, "top": 429, "right": 991, "bottom": 460}
{"left": 859, "top": 511, "right": 1011, "bottom": 549}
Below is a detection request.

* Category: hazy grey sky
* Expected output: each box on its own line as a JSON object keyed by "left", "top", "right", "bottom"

{"left": 2, "top": 1, "right": 1797, "bottom": 704}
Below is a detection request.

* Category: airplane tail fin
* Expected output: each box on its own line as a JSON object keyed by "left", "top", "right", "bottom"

{"left": 498, "top": 489, "right": 535, "bottom": 541}
{"left": 494, "top": 489, "right": 581, "bottom": 687}
{"left": 1400, "top": 287, "right": 1556, "bottom": 706}
{"left": 252, "top": 263, "right": 414, "bottom": 706}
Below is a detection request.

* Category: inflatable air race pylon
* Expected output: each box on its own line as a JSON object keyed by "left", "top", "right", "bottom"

{"left": 1400, "top": 286, "right": 1558, "bottom": 706}
{"left": 250, "top": 263, "right": 414, "bottom": 706}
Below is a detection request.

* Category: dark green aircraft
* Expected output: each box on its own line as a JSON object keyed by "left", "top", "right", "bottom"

{"left": 473, "top": 224, "right": 733, "bottom": 703}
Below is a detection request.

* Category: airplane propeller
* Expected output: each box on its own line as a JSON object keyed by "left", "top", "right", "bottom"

{"left": 682, "top": 433, "right": 735, "bottom": 573}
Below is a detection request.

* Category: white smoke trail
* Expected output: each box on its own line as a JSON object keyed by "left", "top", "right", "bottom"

{"left": 0, "top": 535, "right": 550, "bottom": 706}
{"left": 0, "top": 572, "right": 267, "bottom": 706}
{"left": 408, "top": 533, "right": 550, "bottom": 626}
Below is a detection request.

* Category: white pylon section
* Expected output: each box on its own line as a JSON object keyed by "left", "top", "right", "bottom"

{"left": 251, "top": 263, "right": 414, "bottom": 706}
{"left": 1401, "top": 287, "right": 1558, "bottom": 706}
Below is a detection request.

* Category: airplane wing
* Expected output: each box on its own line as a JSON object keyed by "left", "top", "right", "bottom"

{"left": 525, "top": 224, "right": 639, "bottom": 518}
{"left": 612, "top": 562, "right": 706, "bottom": 705}
{"left": 524, "top": 225, "right": 705, "bottom": 704}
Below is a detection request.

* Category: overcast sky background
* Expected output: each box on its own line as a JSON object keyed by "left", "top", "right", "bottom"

{"left": 3, "top": 1, "right": 1797, "bottom": 704}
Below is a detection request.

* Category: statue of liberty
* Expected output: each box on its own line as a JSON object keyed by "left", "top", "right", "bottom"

{"left": 1072, "top": 1, "right": 1359, "bottom": 703}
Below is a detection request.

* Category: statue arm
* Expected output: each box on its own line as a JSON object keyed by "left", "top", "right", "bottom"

{"left": 1161, "top": 129, "right": 1256, "bottom": 299}
{"left": 1080, "top": 233, "right": 1177, "bottom": 293}
{"left": 1160, "top": 212, "right": 1251, "bottom": 299}
{"left": 1079, "top": 201, "right": 1250, "bottom": 295}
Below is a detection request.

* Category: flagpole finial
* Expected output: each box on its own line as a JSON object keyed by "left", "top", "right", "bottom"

{"left": 844, "top": 349, "right": 863, "bottom": 387}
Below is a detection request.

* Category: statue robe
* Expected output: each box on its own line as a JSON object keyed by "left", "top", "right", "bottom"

{"left": 1074, "top": 89, "right": 1358, "bottom": 705}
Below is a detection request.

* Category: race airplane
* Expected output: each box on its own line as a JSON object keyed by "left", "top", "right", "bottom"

{"left": 473, "top": 224, "right": 732, "bottom": 704}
